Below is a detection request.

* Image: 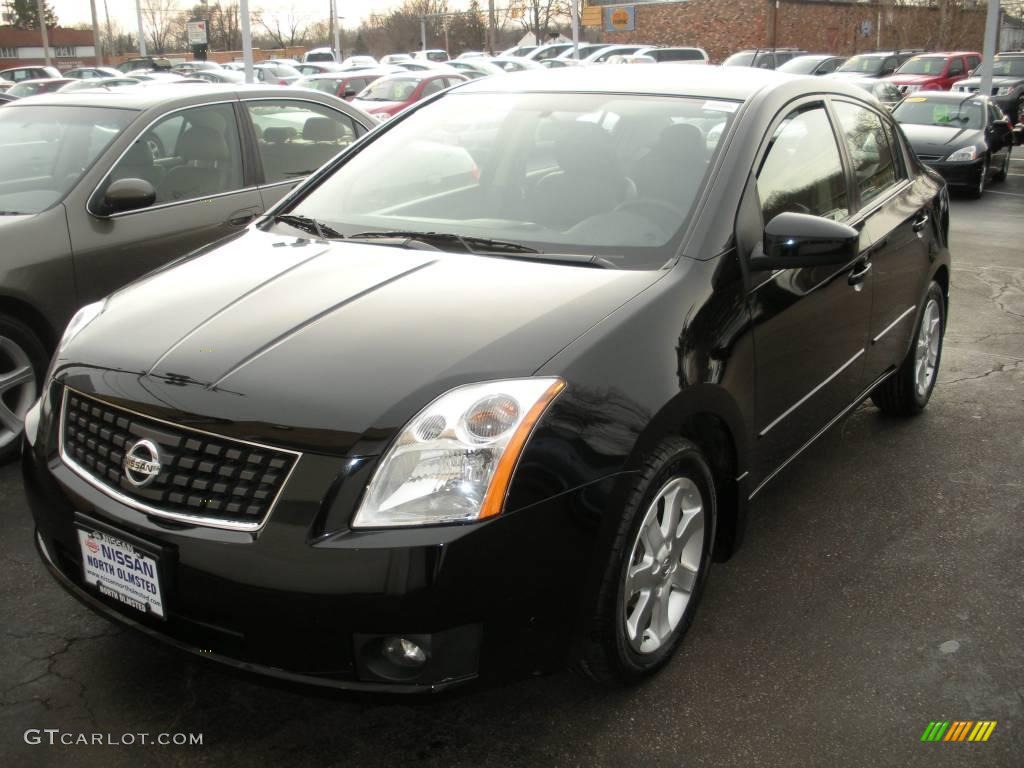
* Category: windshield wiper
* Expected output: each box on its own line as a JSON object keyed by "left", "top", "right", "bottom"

{"left": 268, "top": 213, "right": 343, "bottom": 239}
{"left": 346, "top": 230, "right": 613, "bottom": 267}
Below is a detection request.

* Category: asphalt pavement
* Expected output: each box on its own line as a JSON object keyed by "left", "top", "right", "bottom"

{"left": 1, "top": 163, "right": 1022, "bottom": 768}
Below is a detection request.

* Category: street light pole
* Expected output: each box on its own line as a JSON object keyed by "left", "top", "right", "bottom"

{"left": 135, "top": 0, "right": 147, "bottom": 56}
{"left": 35, "top": 0, "right": 51, "bottom": 66}
{"left": 89, "top": 0, "right": 103, "bottom": 65}
{"left": 420, "top": 16, "right": 427, "bottom": 52}
{"left": 240, "top": 0, "right": 253, "bottom": 83}
{"left": 979, "top": 0, "right": 1000, "bottom": 98}
{"left": 333, "top": 4, "right": 342, "bottom": 63}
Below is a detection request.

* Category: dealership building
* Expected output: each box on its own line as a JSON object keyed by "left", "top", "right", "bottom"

{"left": 595, "top": 0, "right": 988, "bottom": 63}
{"left": 0, "top": 26, "right": 97, "bottom": 71}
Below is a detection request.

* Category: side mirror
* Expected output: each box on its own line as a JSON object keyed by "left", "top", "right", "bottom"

{"left": 344, "top": 87, "right": 356, "bottom": 98}
{"left": 97, "top": 177, "right": 156, "bottom": 216}
{"left": 750, "top": 212, "right": 859, "bottom": 270}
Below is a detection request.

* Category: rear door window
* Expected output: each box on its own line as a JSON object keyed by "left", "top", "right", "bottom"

{"left": 832, "top": 101, "right": 898, "bottom": 206}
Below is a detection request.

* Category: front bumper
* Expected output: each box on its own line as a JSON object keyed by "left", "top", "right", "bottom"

{"left": 921, "top": 158, "right": 985, "bottom": 190}
{"left": 25, "top": 387, "right": 620, "bottom": 692}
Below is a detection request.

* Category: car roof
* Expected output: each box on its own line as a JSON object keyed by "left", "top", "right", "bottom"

{"left": 455, "top": 63, "right": 860, "bottom": 102}
{"left": 3, "top": 83, "right": 323, "bottom": 109}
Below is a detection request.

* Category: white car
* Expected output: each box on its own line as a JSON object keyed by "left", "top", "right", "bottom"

{"left": 341, "top": 55, "right": 378, "bottom": 69}
{"left": 303, "top": 47, "right": 337, "bottom": 63}
{"left": 380, "top": 53, "right": 413, "bottom": 65}
{"left": 633, "top": 46, "right": 709, "bottom": 65}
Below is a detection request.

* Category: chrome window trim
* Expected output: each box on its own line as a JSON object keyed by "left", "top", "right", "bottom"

{"left": 86, "top": 97, "right": 245, "bottom": 219}
{"left": 872, "top": 305, "right": 916, "bottom": 343}
{"left": 58, "top": 386, "right": 302, "bottom": 533}
{"left": 759, "top": 348, "right": 866, "bottom": 437}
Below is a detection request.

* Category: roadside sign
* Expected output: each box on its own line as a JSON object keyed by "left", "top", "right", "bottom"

{"left": 186, "top": 20, "right": 208, "bottom": 45}
{"left": 603, "top": 6, "right": 636, "bottom": 33}
{"left": 582, "top": 6, "right": 602, "bottom": 27}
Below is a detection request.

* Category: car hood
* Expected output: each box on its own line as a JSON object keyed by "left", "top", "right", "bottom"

{"left": 58, "top": 228, "right": 662, "bottom": 456}
{"left": 956, "top": 76, "right": 1020, "bottom": 89}
{"left": 350, "top": 98, "right": 403, "bottom": 113}
{"left": 829, "top": 71, "right": 880, "bottom": 79}
{"left": 889, "top": 74, "right": 942, "bottom": 85}
{"left": 899, "top": 122, "right": 982, "bottom": 154}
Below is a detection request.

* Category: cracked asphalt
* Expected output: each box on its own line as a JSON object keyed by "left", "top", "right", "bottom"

{"left": 2, "top": 163, "right": 1022, "bottom": 768}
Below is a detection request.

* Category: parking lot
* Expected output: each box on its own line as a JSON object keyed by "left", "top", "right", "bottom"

{"left": 1, "top": 159, "right": 1021, "bottom": 767}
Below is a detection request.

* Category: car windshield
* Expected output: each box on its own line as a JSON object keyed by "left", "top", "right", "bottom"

{"left": 361, "top": 77, "right": 417, "bottom": 101}
{"left": 837, "top": 55, "right": 883, "bottom": 74}
{"left": 723, "top": 52, "right": 755, "bottom": 66}
{"left": 0, "top": 105, "right": 135, "bottom": 214}
{"left": 297, "top": 77, "right": 340, "bottom": 93}
{"left": 284, "top": 92, "right": 738, "bottom": 269}
{"left": 893, "top": 97, "right": 984, "bottom": 130}
{"left": 897, "top": 57, "right": 947, "bottom": 75}
{"left": 777, "top": 57, "right": 822, "bottom": 74}
{"left": 993, "top": 59, "right": 1024, "bottom": 76}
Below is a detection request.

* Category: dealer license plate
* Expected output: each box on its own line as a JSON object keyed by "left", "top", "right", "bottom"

{"left": 77, "top": 528, "right": 165, "bottom": 618}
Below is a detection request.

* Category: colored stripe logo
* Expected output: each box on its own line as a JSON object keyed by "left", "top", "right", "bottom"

{"left": 920, "top": 721, "right": 997, "bottom": 742}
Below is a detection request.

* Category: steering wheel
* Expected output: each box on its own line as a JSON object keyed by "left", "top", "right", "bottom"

{"left": 614, "top": 198, "right": 682, "bottom": 234}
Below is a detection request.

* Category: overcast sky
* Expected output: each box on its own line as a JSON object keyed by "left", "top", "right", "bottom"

{"left": 50, "top": 0, "right": 419, "bottom": 31}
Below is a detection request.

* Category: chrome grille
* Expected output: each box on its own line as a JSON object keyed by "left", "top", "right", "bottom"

{"left": 60, "top": 389, "right": 299, "bottom": 531}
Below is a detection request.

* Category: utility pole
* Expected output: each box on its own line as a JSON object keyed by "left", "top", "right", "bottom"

{"left": 488, "top": 0, "right": 496, "bottom": 54}
{"left": 103, "top": 0, "right": 114, "bottom": 56}
{"left": 329, "top": 0, "right": 336, "bottom": 58}
{"left": 979, "top": 0, "right": 1000, "bottom": 98}
{"left": 571, "top": 0, "right": 579, "bottom": 59}
{"left": 135, "top": 0, "right": 147, "bottom": 55}
{"left": 333, "top": 4, "right": 342, "bottom": 62}
{"left": 240, "top": 0, "right": 253, "bottom": 82}
{"left": 420, "top": 16, "right": 427, "bottom": 52}
{"left": 89, "top": 0, "right": 103, "bottom": 65}
{"left": 35, "top": 0, "right": 51, "bottom": 66}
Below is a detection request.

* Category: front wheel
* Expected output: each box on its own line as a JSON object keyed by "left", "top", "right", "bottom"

{"left": 871, "top": 281, "right": 946, "bottom": 416}
{"left": 0, "top": 315, "right": 47, "bottom": 462}
{"left": 992, "top": 149, "right": 1010, "bottom": 183}
{"left": 578, "top": 437, "right": 715, "bottom": 684}
{"left": 969, "top": 158, "right": 988, "bottom": 198}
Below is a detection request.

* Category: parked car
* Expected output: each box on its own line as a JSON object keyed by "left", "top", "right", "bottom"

{"left": 541, "top": 58, "right": 586, "bottom": 69}
{"left": 0, "top": 65, "right": 61, "bottom": 83}
{"left": 886, "top": 52, "right": 981, "bottom": 94}
{"left": 488, "top": 56, "right": 545, "bottom": 73}
{"left": 340, "top": 56, "right": 378, "bottom": 69}
{"left": 115, "top": 57, "right": 172, "bottom": 74}
{"left": 776, "top": 54, "right": 847, "bottom": 76}
{"left": 171, "top": 61, "right": 223, "bottom": 75}
{"left": 413, "top": 49, "right": 449, "bottom": 62}
{"left": 583, "top": 45, "right": 651, "bottom": 64}
{"left": 554, "top": 43, "right": 610, "bottom": 60}
{"left": 380, "top": 53, "right": 413, "bottom": 65}
{"left": 351, "top": 70, "right": 467, "bottom": 118}
{"left": 953, "top": 52, "right": 1024, "bottom": 123}
{"left": 723, "top": 48, "right": 807, "bottom": 69}
{"left": 5, "top": 78, "right": 75, "bottom": 98}
{"left": 0, "top": 84, "right": 374, "bottom": 460}
{"left": 295, "top": 62, "right": 342, "bottom": 76}
{"left": 830, "top": 50, "right": 924, "bottom": 80}
{"left": 25, "top": 66, "right": 951, "bottom": 694}
{"left": 0, "top": 79, "right": 10, "bottom": 92}
{"left": 524, "top": 43, "right": 575, "bottom": 61}
{"left": 0, "top": 91, "right": 14, "bottom": 104}
{"left": 263, "top": 58, "right": 302, "bottom": 68}
{"left": 893, "top": 91, "right": 1013, "bottom": 197}
{"left": 295, "top": 68, "right": 394, "bottom": 100}
{"left": 846, "top": 77, "right": 903, "bottom": 110}
{"left": 303, "top": 47, "right": 337, "bottom": 63}
{"left": 448, "top": 60, "right": 507, "bottom": 79}
{"left": 63, "top": 66, "right": 122, "bottom": 80}
{"left": 126, "top": 71, "right": 187, "bottom": 82}
{"left": 191, "top": 70, "right": 245, "bottom": 84}
{"left": 58, "top": 77, "right": 142, "bottom": 93}
{"left": 455, "top": 51, "right": 487, "bottom": 60}
{"left": 634, "top": 46, "right": 709, "bottom": 64}
{"left": 607, "top": 55, "right": 656, "bottom": 65}
{"left": 501, "top": 45, "right": 537, "bottom": 57}
{"left": 252, "top": 63, "right": 302, "bottom": 85}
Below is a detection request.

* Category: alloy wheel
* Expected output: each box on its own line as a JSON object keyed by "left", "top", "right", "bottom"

{"left": 0, "top": 335, "right": 38, "bottom": 450}
{"left": 623, "top": 476, "right": 705, "bottom": 654}
{"left": 914, "top": 298, "right": 942, "bottom": 399}
{"left": 976, "top": 160, "right": 987, "bottom": 197}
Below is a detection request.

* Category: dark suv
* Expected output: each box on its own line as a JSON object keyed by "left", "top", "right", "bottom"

{"left": 953, "top": 52, "right": 1024, "bottom": 122}
{"left": 722, "top": 48, "right": 807, "bottom": 69}
{"left": 115, "top": 57, "right": 172, "bottom": 74}
{"left": 831, "top": 50, "right": 926, "bottom": 80}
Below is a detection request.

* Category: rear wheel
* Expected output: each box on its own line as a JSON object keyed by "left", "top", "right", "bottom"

{"left": 871, "top": 281, "right": 945, "bottom": 416}
{"left": 0, "top": 315, "right": 47, "bottom": 462}
{"left": 992, "top": 150, "right": 1010, "bottom": 183}
{"left": 578, "top": 437, "right": 715, "bottom": 684}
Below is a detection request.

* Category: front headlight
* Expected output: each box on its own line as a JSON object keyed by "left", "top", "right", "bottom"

{"left": 352, "top": 377, "right": 565, "bottom": 528}
{"left": 946, "top": 146, "right": 978, "bottom": 162}
{"left": 58, "top": 300, "right": 106, "bottom": 353}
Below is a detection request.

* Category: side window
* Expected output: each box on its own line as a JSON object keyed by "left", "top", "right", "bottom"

{"left": 968, "top": 55, "right": 981, "bottom": 72}
{"left": 420, "top": 78, "right": 445, "bottom": 97}
{"left": 833, "top": 101, "right": 897, "bottom": 206}
{"left": 246, "top": 99, "right": 359, "bottom": 184}
{"left": 948, "top": 58, "right": 964, "bottom": 77}
{"left": 883, "top": 57, "right": 896, "bottom": 74}
{"left": 756, "top": 105, "right": 849, "bottom": 223}
{"left": 880, "top": 119, "right": 908, "bottom": 181}
{"left": 109, "top": 103, "right": 243, "bottom": 205}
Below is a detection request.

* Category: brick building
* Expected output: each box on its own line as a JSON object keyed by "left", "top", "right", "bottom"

{"left": 599, "top": 0, "right": 988, "bottom": 64}
{"left": 0, "top": 26, "right": 97, "bottom": 71}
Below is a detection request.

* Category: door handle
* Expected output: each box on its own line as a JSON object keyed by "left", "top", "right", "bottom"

{"left": 227, "top": 209, "right": 259, "bottom": 227}
{"left": 848, "top": 259, "right": 872, "bottom": 287}
{"left": 912, "top": 212, "right": 930, "bottom": 232}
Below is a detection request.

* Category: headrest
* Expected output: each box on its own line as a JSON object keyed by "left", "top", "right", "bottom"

{"left": 554, "top": 122, "right": 618, "bottom": 176}
{"left": 122, "top": 141, "right": 154, "bottom": 167}
{"left": 655, "top": 122, "right": 705, "bottom": 160}
{"left": 177, "top": 126, "right": 228, "bottom": 162}
{"left": 187, "top": 108, "right": 227, "bottom": 132}
{"left": 303, "top": 116, "right": 340, "bottom": 141}
{"left": 263, "top": 126, "right": 295, "bottom": 143}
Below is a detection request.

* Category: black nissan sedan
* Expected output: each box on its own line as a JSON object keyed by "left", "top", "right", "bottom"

{"left": 25, "top": 66, "right": 951, "bottom": 692}
{"left": 893, "top": 91, "right": 1015, "bottom": 197}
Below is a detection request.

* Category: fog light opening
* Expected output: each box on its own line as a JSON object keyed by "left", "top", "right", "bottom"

{"left": 382, "top": 636, "right": 427, "bottom": 668}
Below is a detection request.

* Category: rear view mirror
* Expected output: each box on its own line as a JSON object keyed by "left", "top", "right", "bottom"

{"left": 750, "top": 212, "right": 859, "bottom": 270}
{"left": 98, "top": 178, "right": 156, "bottom": 216}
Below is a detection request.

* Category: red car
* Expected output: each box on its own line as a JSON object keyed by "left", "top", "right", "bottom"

{"left": 887, "top": 51, "right": 981, "bottom": 95}
{"left": 294, "top": 68, "right": 395, "bottom": 101}
{"left": 350, "top": 71, "right": 467, "bottom": 119}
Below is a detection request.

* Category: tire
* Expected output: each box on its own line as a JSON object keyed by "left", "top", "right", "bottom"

{"left": 577, "top": 437, "right": 716, "bottom": 684}
{"left": 871, "top": 281, "right": 946, "bottom": 417}
{"left": 0, "top": 314, "right": 47, "bottom": 463}
{"left": 968, "top": 157, "right": 988, "bottom": 198}
{"left": 992, "top": 149, "right": 1010, "bottom": 183}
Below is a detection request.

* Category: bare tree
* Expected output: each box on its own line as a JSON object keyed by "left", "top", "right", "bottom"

{"left": 141, "top": 0, "right": 183, "bottom": 54}
{"left": 252, "top": 5, "right": 309, "bottom": 49}
{"left": 516, "top": 0, "right": 568, "bottom": 45}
